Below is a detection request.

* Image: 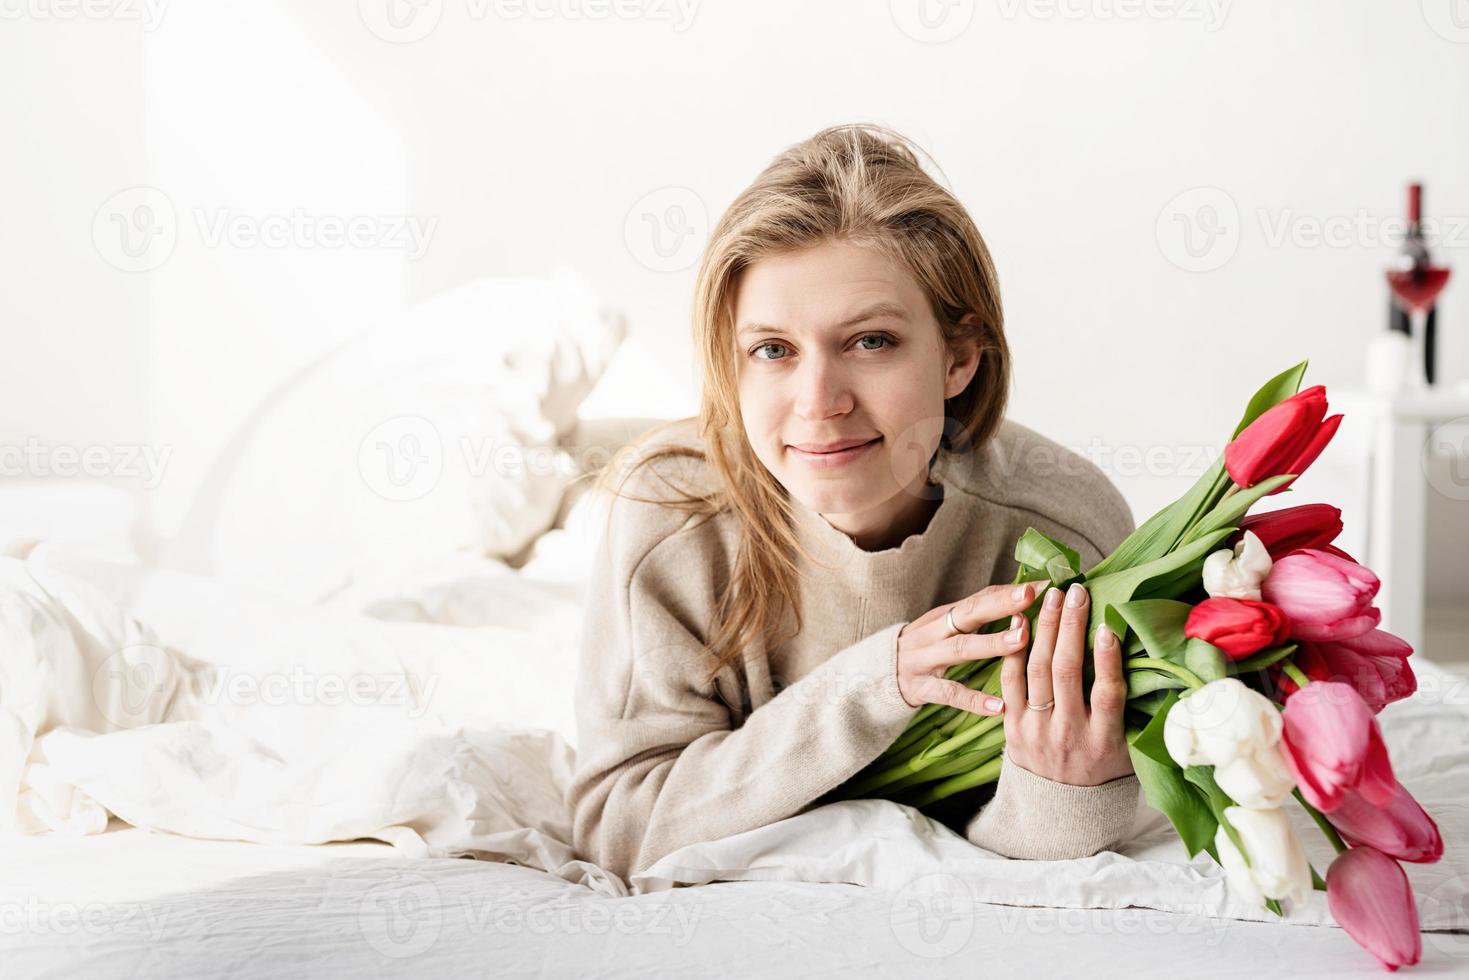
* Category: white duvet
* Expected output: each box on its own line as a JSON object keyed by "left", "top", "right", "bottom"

{"left": 2, "top": 549, "right": 1465, "bottom": 934}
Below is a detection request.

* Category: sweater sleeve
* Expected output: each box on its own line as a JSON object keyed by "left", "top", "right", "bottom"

{"left": 565, "top": 513, "right": 918, "bottom": 882}
{"left": 964, "top": 746, "right": 1140, "bottom": 859}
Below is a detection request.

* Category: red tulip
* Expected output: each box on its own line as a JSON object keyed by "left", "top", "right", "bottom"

{"left": 1237, "top": 504, "right": 1343, "bottom": 558}
{"left": 1328, "top": 780, "right": 1443, "bottom": 863}
{"left": 1326, "top": 847, "right": 1422, "bottom": 971}
{"left": 1262, "top": 548, "right": 1381, "bottom": 641}
{"left": 1184, "top": 597, "right": 1291, "bottom": 659}
{"left": 1225, "top": 385, "right": 1344, "bottom": 493}
{"left": 1280, "top": 680, "right": 1397, "bottom": 812}
{"left": 1272, "top": 632, "right": 1417, "bottom": 714}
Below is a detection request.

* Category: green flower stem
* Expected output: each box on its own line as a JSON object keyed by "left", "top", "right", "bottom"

{"left": 882, "top": 661, "right": 1002, "bottom": 759}
{"left": 1127, "top": 658, "right": 1207, "bottom": 690}
{"left": 1293, "top": 788, "right": 1348, "bottom": 855}
{"left": 904, "top": 755, "right": 1005, "bottom": 807}
{"left": 881, "top": 739, "right": 1005, "bottom": 796}
{"left": 849, "top": 716, "right": 1004, "bottom": 796}
{"left": 1281, "top": 660, "right": 1312, "bottom": 689}
{"left": 918, "top": 714, "right": 1005, "bottom": 760}
{"left": 880, "top": 713, "right": 948, "bottom": 760}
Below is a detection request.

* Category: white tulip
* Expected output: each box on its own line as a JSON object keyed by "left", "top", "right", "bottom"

{"left": 1214, "top": 805, "right": 1313, "bottom": 908}
{"left": 1212, "top": 742, "right": 1296, "bottom": 809}
{"left": 1202, "top": 530, "right": 1274, "bottom": 600}
{"left": 1163, "top": 677, "right": 1283, "bottom": 769}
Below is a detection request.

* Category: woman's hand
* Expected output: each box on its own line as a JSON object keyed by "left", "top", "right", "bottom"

{"left": 1000, "top": 582, "right": 1134, "bottom": 786}
{"left": 896, "top": 583, "right": 1035, "bottom": 714}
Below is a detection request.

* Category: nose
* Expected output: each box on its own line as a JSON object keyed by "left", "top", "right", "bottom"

{"left": 791, "top": 353, "right": 854, "bottom": 422}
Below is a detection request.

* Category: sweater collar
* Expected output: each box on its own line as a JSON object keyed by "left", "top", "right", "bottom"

{"left": 787, "top": 449, "right": 975, "bottom": 591}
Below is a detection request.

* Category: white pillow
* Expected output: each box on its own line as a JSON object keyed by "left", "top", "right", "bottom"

{"left": 168, "top": 269, "right": 625, "bottom": 602}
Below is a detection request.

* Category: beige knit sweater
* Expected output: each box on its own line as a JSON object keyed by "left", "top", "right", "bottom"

{"left": 566, "top": 417, "right": 1142, "bottom": 881}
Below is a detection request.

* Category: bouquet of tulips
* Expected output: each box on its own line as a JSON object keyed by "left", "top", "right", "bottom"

{"left": 836, "top": 361, "right": 1442, "bottom": 970}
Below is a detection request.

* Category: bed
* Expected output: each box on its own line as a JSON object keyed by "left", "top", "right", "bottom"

{"left": 3, "top": 279, "right": 1466, "bottom": 977}
{"left": 10, "top": 819, "right": 1462, "bottom": 979}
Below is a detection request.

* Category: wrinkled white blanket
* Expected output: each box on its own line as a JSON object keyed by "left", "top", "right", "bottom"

{"left": 2, "top": 553, "right": 1466, "bottom": 928}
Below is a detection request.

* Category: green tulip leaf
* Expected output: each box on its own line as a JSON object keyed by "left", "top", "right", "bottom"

{"left": 1086, "top": 528, "right": 1234, "bottom": 642}
{"left": 1109, "top": 599, "right": 1191, "bottom": 662}
{"left": 1127, "top": 667, "right": 1189, "bottom": 698}
{"left": 1184, "top": 637, "right": 1229, "bottom": 683}
{"left": 1128, "top": 704, "right": 1217, "bottom": 858}
{"left": 1014, "top": 528, "right": 1083, "bottom": 587}
{"left": 1231, "top": 360, "right": 1308, "bottom": 439}
{"left": 1183, "top": 473, "right": 1296, "bottom": 546}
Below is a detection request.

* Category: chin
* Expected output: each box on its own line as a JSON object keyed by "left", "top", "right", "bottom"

{"left": 785, "top": 479, "right": 869, "bottom": 516}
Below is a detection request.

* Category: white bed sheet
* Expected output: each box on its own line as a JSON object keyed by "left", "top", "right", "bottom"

{"left": 6, "top": 823, "right": 1462, "bottom": 979}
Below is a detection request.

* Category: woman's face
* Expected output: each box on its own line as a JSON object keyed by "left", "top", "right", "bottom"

{"left": 733, "top": 239, "right": 980, "bottom": 547}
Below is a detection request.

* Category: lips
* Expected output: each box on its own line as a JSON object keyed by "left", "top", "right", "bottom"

{"left": 789, "top": 437, "right": 880, "bottom": 454}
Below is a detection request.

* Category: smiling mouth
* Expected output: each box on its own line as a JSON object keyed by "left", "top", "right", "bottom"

{"left": 788, "top": 437, "right": 882, "bottom": 465}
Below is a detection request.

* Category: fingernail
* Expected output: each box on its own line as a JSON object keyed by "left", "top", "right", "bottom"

{"left": 984, "top": 696, "right": 1004, "bottom": 712}
{"left": 1009, "top": 614, "right": 1023, "bottom": 630}
{"left": 1043, "top": 587, "right": 1063, "bottom": 611}
{"left": 1012, "top": 583, "right": 1031, "bottom": 601}
{"left": 1005, "top": 624, "right": 1023, "bottom": 643}
{"left": 1066, "top": 583, "right": 1088, "bottom": 608}
{"left": 1097, "top": 624, "right": 1115, "bottom": 647}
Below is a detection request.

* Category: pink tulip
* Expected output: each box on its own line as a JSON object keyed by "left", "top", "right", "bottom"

{"left": 1326, "top": 847, "right": 1422, "bottom": 971}
{"left": 1272, "top": 632, "right": 1417, "bottom": 714}
{"left": 1280, "top": 681, "right": 1397, "bottom": 812}
{"left": 1329, "top": 780, "right": 1444, "bottom": 864}
{"left": 1262, "top": 548, "right": 1381, "bottom": 641}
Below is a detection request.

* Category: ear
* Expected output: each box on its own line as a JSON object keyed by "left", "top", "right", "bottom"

{"left": 944, "top": 313, "right": 983, "bottom": 400}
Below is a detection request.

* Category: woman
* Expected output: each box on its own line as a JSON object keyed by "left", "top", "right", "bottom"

{"left": 567, "top": 124, "right": 1140, "bottom": 882}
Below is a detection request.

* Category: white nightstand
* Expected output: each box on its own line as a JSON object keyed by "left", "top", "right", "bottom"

{"left": 1333, "top": 386, "right": 1469, "bottom": 656}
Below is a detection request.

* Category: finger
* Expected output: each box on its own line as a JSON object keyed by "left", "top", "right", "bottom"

{"left": 1000, "top": 636, "right": 1028, "bottom": 716}
{"left": 1088, "top": 624, "right": 1128, "bottom": 736}
{"left": 930, "top": 582, "right": 1035, "bottom": 641}
{"left": 915, "top": 614, "right": 1028, "bottom": 673}
{"left": 1027, "top": 586, "right": 1064, "bottom": 710}
{"left": 909, "top": 674, "right": 1006, "bottom": 716}
{"left": 1052, "top": 582, "right": 1090, "bottom": 717}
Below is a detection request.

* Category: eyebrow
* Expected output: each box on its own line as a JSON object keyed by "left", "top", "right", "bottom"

{"left": 736, "top": 301, "right": 911, "bottom": 339}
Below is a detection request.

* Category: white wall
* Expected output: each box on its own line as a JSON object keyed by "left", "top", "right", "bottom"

{"left": 5, "top": 0, "right": 1469, "bottom": 599}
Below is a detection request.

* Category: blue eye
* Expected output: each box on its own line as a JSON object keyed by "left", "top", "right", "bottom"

{"left": 747, "top": 334, "right": 894, "bottom": 362}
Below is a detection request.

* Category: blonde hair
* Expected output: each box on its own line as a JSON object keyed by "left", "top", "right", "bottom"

{"left": 591, "top": 123, "right": 1010, "bottom": 684}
